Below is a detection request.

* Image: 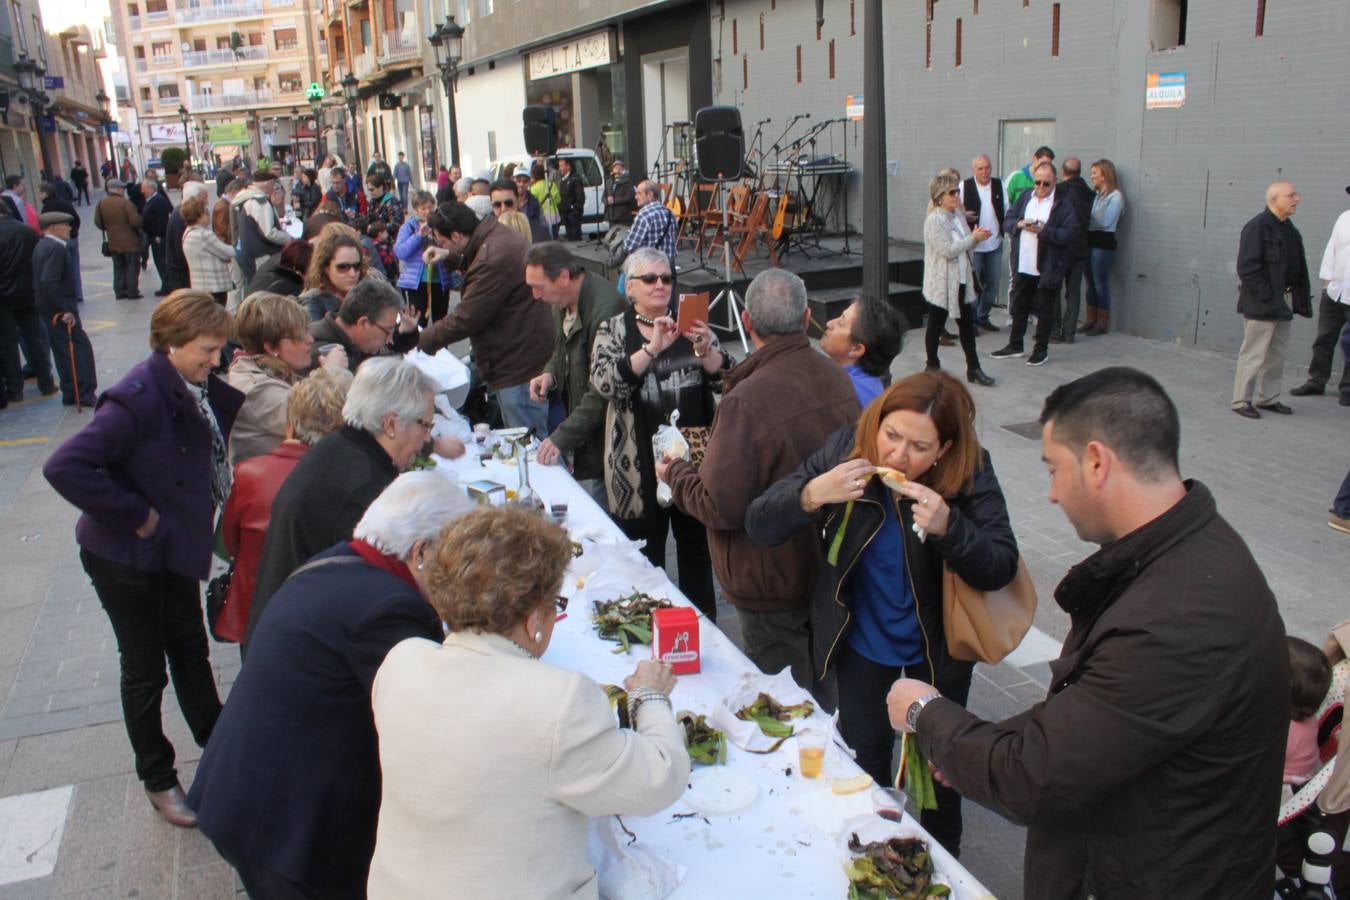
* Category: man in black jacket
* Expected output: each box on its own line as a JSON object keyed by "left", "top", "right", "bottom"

{"left": 888, "top": 367, "right": 1287, "bottom": 900}
{"left": 557, "top": 157, "right": 585, "bottom": 241}
{"left": 161, "top": 184, "right": 204, "bottom": 295}
{"left": 990, "top": 160, "right": 1080, "bottom": 367}
{"left": 70, "top": 161, "right": 91, "bottom": 205}
{"left": 32, "top": 212, "right": 96, "bottom": 407}
{"left": 1231, "top": 181, "right": 1312, "bottom": 418}
{"left": 0, "top": 205, "right": 58, "bottom": 402}
{"left": 140, "top": 178, "right": 173, "bottom": 294}
{"left": 1051, "top": 157, "right": 1095, "bottom": 343}
{"left": 39, "top": 182, "right": 83, "bottom": 303}
{"left": 605, "top": 159, "right": 637, "bottom": 225}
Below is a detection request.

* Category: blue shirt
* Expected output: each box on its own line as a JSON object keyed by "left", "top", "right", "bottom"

{"left": 846, "top": 364, "right": 884, "bottom": 408}
{"left": 847, "top": 497, "right": 924, "bottom": 667}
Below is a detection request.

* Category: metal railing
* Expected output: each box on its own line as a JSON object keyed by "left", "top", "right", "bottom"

{"left": 275, "top": 39, "right": 299, "bottom": 52}
{"left": 379, "top": 29, "right": 418, "bottom": 63}
{"left": 278, "top": 81, "right": 304, "bottom": 94}
{"left": 144, "top": 8, "right": 171, "bottom": 21}
{"left": 140, "top": 100, "right": 154, "bottom": 113}
{"left": 186, "top": 88, "right": 274, "bottom": 110}
{"left": 127, "top": 15, "right": 141, "bottom": 29}
{"left": 317, "top": 39, "right": 328, "bottom": 56}
{"left": 353, "top": 47, "right": 375, "bottom": 77}
{"left": 134, "top": 58, "right": 148, "bottom": 71}
{"left": 181, "top": 45, "right": 268, "bottom": 67}
{"left": 151, "top": 53, "right": 177, "bottom": 65}
{"left": 172, "top": 1, "right": 262, "bottom": 23}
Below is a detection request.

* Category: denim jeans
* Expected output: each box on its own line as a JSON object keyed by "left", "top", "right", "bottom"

{"left": 493, "top": 381, "right": 550, "bottom": 436}
{"left": 80, "top": 549, "right": 221, "bottom": 791}
{"left": 1086, "top": 247, "right": 1116, "bottom": 312}
{"left": 971, "top": 246, "right": 1002, "bottom": 323}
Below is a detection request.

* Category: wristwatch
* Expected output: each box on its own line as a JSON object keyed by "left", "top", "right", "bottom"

{"left": 905, "top": 691, "right": 942, "bottom": 732}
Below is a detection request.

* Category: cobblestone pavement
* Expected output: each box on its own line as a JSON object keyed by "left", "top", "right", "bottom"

{"left": 0, "top": 190, "right": 1345, "bottom": 899}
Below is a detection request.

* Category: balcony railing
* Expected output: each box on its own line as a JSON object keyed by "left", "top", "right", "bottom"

{"left": 379, "top": 29, "right": 417, "bottom": 63}
{"left": 317, "top": 39, "right": 328, "bottom": 56}
{"left": 187, "top": 88, "right": 274, "bottom": 110}
{"left": 269, "top": 0, "right": 296, "bottom": 6}
{"left": 135, "top": 58, "right": 148, "bottom": 71}
{"left": 127, "top": 15, "right": 141, "bottom": 29}
{"left": 151, "top": 52, "right": 177, "bottom": 65}
{"left": 353, "top": 47, "right": 375, "bottom": 77}
{"left": 145, "top": 8, "right": 171, "bottom": 21}
{"left": 278, "top": 81, "right": 304, "bottom": 94}
{"left": 173, "top": 1, "right": 262, "bottom": 23}
{"left": 140, "top": 100, "right": 153, "bottom": 113}
{"left": 274, "top": 39, "right": 299, "bottom": 52}
{"left": 181, "top": 45, "right": 268, "bottom": 67}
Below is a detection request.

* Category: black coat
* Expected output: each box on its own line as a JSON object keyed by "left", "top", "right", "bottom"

{"left": 246, "top": 426, "right": 399, "bottom": 645}
{"left": 142, "top": 191, "right": 172, "bottom": 242}
{"left": 1003, "top": 187, "right": 1080, "bottom": 292}
{"left": 607, "top": 174, "right": 637, "bottom": 224}
{"left": 559, "top": 170, "right": 585, "bottom": 216}
{"left": 745, "top": 427, "right": 1019, "bottom": 693}
{"left": 189, "top": 542, "right": 441, "bottom": 894}
{"left": 162, "top": 209, "right": 190, "bottom": 291}
{"left": 247, "top": 258, "right": 304, "bottom": 298}
{"left": 32, "top": 236, "right": 77, "bottom": 317}
{"left": 916, "top": 482, "right": 1287, "bottom": 899}
{"left": 0, "top": 217, "right": 38, "bottom": 310}
{"left": 1237, "top": 208, "right": 1311, "bottom": 321}
{"left": 1060, "top": 176, "right": 1095, "bottom": 260}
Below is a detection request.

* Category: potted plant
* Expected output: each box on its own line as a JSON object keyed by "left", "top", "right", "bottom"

{"left": 161, "top": 147, "right": 186, "bottom": 189}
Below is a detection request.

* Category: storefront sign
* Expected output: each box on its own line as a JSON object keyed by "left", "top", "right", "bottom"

{"left": 845, "top": 94, "right": 864, "bottom": 121}
{"left": 209, "top": 123, "right": 251, "bottom": 145}
{"left": 44, "top": 76, "right": 64, "bottom": 90}
{"left": 148, "top": 122, "right": 186, "bottom": 142}
{"left": 1145, "top": 71, "right": 1185, "bottom": 109}
{"left": 528, "top": 30, "right": 616, "bottom": 81}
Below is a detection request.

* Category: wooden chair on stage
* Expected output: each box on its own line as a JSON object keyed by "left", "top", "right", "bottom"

{"left": 706, "top": 184, "right": 752, "bottom": 257}
{"left": 677, "top": 183, "right": 717, "bottom": 250}
{"left": 731, "top": 191, "right": 778, "bottom": 273}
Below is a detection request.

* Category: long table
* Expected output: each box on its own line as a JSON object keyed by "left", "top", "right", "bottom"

{"left": 438, "top": 451, "right": 995, "bottom": 899}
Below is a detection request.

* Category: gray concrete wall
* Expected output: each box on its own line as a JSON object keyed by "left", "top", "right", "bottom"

{"left": 710, "top": 0, "right": 1350, "bottom": 368}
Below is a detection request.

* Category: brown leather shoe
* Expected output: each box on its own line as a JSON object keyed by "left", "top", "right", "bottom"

{"left": 1232, "top": 402, "right": 1261, "bottom": 419}
{"left": 146, "top": 784, "right": 197, "bottom": 828}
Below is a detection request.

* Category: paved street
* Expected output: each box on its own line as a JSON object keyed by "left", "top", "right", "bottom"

{"left": 0, "top": 188, "right": 1345, "bottom": 899}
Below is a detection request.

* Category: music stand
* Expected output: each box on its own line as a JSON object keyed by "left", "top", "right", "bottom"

{"left": 708, "top": 173, "right": 749, "bottom": 353}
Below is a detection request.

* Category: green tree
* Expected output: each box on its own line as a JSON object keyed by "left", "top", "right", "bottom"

{"left": 160, "top": 147, "right": 187, "bottom": 176}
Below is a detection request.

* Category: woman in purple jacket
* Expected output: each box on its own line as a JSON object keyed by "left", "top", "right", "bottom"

{"left": 394, "top": 190, "right": 453, "bottom": 325}
{"left": 44, "top": 291, "right": 243, "bottom": 829}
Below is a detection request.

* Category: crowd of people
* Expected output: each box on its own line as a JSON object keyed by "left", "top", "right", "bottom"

{"left": 2, "top": 139, "right": 1342, "bottom": 899}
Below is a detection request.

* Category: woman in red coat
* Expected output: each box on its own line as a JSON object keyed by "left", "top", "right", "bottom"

{"left": 218, "top": 367, "right": 352, "bottom": 643}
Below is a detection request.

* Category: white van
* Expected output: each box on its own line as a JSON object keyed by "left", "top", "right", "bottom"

{"left": 487, "top": 148, "right": 609, "bottom": 237}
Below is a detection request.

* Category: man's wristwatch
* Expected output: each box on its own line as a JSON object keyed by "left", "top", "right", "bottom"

{"left": 905, "top": 691, "right": 942, "bottom": 732}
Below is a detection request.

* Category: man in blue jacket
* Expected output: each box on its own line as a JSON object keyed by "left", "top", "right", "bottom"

{"left": 32, "top": 212, "right": 96, "bottom": 407}
{"left": 990, "top": 160, "right": 1080, "bottom": 367}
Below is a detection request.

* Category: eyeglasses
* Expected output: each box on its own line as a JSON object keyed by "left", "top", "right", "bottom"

{"left": 555, "top": 595, "right": 569, "bottom": 613}
{"left": 333, "top": 261, "right": 361, "bottom": 272}
{"left": 492, "top": 198, "right": 515, "bottom": 209}
{"left": 634, "top": 273, "right": 675, "bottom": 285}
{"left": 369, "top": 314, "right": 401, "bottom": 338}
{"left": 1033, "top": 180, "right": 1054, "bottom": 187}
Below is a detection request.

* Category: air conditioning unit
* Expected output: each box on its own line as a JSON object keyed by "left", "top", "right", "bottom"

{"left": 377, "top": 92, "right": 401, "bottom": 110}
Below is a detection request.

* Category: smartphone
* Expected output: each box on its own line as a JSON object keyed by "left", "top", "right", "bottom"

{"left": 676, "top": 292, "right": 710, "bottom": 335}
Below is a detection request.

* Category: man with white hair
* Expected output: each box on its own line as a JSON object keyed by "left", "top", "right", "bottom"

{"left": 190, "top": 472, "right": 472, "bottom": 895}
{"left": 140, "top": 177, "right": 174, "bottom": 295}
{"left": 656, "top": 269, "right": 860, "bottom": 689}
{"left": 162, "top": 180, "right": 209, "bottom": 295}
{"left": 246, "top": 357, "right": 439, "bottom": 644}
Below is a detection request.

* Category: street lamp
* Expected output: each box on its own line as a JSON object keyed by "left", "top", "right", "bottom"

{"left": 341, "top": 72, "right": 361, "bottom": 171}
{"left": 428, "top": 15, "right": 464, "bottom": 167}
{"left": 96, "top": 88, "right": 119, "bottom": 175}
{"left": 289, "top": 107, "right": 299, "bottom": 172}
{"left": 14, "top": 54, "right": 55, "bottom": 178}
{"left": 178, "top": 104, "right": 192, "bottom": 171}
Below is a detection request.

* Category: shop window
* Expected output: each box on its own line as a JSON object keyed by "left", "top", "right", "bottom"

{"left": 1150, "top": 0, "right": 1187, "bottom": 50}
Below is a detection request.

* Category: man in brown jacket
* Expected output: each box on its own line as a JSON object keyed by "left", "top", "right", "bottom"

{"left": 657, "top": 269, "right": 860, "bottom": 690}
{"left": 419, "top": 201, "right": 555, "bottom": 435}
{"left": 888, "top": 367, "right": 1287, "bottom": 899}
{"left": 93, "top": 179, "right": 144, "bottom": 299}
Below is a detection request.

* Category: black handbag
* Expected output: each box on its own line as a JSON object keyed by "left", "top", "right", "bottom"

{"left": 99, "top": 229, "right": 112, "bottom": 258}
{"left": 205, "top": 565, "right": 234, "bottom": 642}
{"left": 1292, "top": 291, "right": 1313, "bottom": 318}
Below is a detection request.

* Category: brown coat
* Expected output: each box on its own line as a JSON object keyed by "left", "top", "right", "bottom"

{"left": 417, "top": 216, "right": 553, "bottom": 389}
{"left": 93, "top": 194, "right": 143, "bottom": 254}
{"left": 665, "top": 334, "right": 859, "bottom": 611}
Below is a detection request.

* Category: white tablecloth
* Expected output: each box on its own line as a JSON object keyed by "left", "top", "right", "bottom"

{"left": 437, "top": 452, "right": 994, "bottom": 900}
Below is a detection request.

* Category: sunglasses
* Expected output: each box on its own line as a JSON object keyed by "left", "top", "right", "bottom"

{"left": 634, "top": 273, "right": 674, "bottom": 285}
{"left": 1034, "top": 180, "right": 1054, "bottom": 187}
{"left": 555, "top": 595, "right": 569, "bottom": 613}
{"left": 492, "top": 198, "right": 515, "bottom": 209}
{"left": 333, "top": 261, "right": 361, "bottom": 272}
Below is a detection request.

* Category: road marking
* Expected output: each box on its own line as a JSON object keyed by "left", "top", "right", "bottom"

{"left": 1004, "top": 625, "right": 1063, "bottom": 668}
{"left": 83, "top": 320, "right": 117, "bottom": 332}
{"left": 0, "top": 785, "right": 73, "bottom": 885}
{"left": 0, "top": 438, "right": 50, "bottom": 449}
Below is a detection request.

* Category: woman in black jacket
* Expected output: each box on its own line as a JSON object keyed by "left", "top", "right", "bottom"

{"left": 745, "top": 370, "right": 1019, "bottom": 857}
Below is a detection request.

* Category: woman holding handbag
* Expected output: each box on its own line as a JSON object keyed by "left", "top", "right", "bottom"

{"left": 745, "top": 370, "right": 1021, "bottom": 857}
{"left": 922, "top": 172, "right": 996, "bottom": 387}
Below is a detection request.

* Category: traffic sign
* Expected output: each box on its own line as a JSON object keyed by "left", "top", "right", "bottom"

{"left": 305, "top": 82, "right": 325, "bottom": 101}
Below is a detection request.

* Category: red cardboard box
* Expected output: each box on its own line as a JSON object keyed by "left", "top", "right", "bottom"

{"left": 652, "top": 607, "right": 700, "bottom": 674}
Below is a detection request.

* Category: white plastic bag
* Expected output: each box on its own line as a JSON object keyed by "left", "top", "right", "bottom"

{"left": 653, "top": 410, "right": 690, "bottom": 508}
{"left": 405, "top": 347, "right": 471, "bottom": 407}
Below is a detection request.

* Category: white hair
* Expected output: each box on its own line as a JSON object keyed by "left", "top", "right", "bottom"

{"left": 342, "top": 356, "right": 438, "bottom": 433}
{"left": 622, "top": 247, "right": 670, "bottom": 279}
{"left": 454, "top": 176, "right": 474, "bottom": 195}
{"left": 353, "top": 471, "right": 474, "bottom": 557}
{"left": 745, "top": 268, "right": 808, "bottom": 337}
{"left": 181, "top": 181, "right": 210, "bottom": 203}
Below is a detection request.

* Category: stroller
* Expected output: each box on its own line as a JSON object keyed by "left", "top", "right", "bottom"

{"left": 1276, "top": 622, "right": 1350, "bottom": 899}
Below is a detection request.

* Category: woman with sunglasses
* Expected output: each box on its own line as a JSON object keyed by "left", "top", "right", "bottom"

{"left": 922, "top": 172, "right": 997, "bottom": 386}
{"left": 301, "top": 224, "right": 369, "bottom": 321}
{"left": 589, "top": 248, "right": 730, "bottom": 620}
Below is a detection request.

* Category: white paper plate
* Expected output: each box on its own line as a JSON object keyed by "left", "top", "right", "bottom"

{"left": 682, "top": 766, "right": 759, "bottom": 816}
{"left": 836, "top": 815, "right": 953, "bottom": 893}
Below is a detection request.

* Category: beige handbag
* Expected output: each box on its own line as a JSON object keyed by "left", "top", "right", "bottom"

{"left": 942, "top": 557, "right": 1037, "bottom": 663}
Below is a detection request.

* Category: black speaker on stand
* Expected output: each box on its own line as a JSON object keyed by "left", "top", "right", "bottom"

{"left": 523, "top": 105, "right": 558, "bottom": 157}
{"left": 694, "top": 105, "right": 749, "bottom": 353}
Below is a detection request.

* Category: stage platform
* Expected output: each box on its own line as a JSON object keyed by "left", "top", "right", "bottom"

{"left": 569, "top": 235, "right": 926, "bottom": 333}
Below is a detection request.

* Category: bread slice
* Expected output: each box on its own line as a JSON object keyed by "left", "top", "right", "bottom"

{"left": 831, "top": 773, "right": 875, "bottom": 795}
{"left": 874, "top": 466, "right": 908, "bottom": 493}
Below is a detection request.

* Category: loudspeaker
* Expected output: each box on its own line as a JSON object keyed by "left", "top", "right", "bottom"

{"left": 694, "top": 106, "right": 744, "bottom": 181}
{"left": 523, "top": 105, "right": 558, "bottom": 157}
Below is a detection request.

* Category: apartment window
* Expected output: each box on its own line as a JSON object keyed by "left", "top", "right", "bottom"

{"left": 476, "top": 0, "right": 491, "bottom": 16}
{"left": 1149, "top": 0, "right": 1187, "bottom": 50}
{"left": 133, "top": 45, "right": 146, "bottom": 58}
{"left": 33, "top": 15, "right": 46, "bottom": 62}
{"left": 193, "top": 38, "right": 206, "bottom": 51}
{"left": 127, "top": 3, "right": 139, "bottom": 14}
{"left": 274, "top": 27, "right": 298, "bottom": 50}
{"left": 139, "top": 87, "right": 150, "bottom": 100}
{"left": 247, "top": 32, "right": 263, "bottom": 46}
{"left": 279, "top": 71, "right": 302, "bottom": 92}
{"left": 144, "top": 0, "right": 167, "bottom": 12}
{"left": 151, "top": 40, "right": 173, "bottom": 57}
{"left": 9, "top": 1, "right": 25, "bottom": 52}
{"left": 157, "top": 83, "right": 180, "bottom": 99}
{"left": 199, "top": 83, "right": 213, "bottom": 95}
{"left": 216, "top": 36, "right": 230, "bottom": 49}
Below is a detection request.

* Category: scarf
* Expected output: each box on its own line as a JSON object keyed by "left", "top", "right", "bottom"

{"left": 184, "top": 375, "right": 232, "bottom": 509}
{"left": 348, "top": 539, "right": 420, "bottom": 592}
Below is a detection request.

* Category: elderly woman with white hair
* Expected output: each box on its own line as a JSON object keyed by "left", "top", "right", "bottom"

{"left": 246, "top": 356, "right": 440, "bottom": 647}
{"left": 588, "top": 247, "right": 728, "bottom": 620}
{"left": 189, "top": 471, "right": 472, "bottom": 899}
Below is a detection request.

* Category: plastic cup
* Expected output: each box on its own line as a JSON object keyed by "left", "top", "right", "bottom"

{"left": 797, "top": 729, "right": 827, "bottom": 779}
{"left": 872, "top": 787, "right": 907, "bottom": 822}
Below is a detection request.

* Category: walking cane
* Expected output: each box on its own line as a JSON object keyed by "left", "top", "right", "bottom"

{"left": 56, "top": 314, "right": 81, "bottom": 413}
{"left": 426, "top": 279, "right": 434, "bottom": 327}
